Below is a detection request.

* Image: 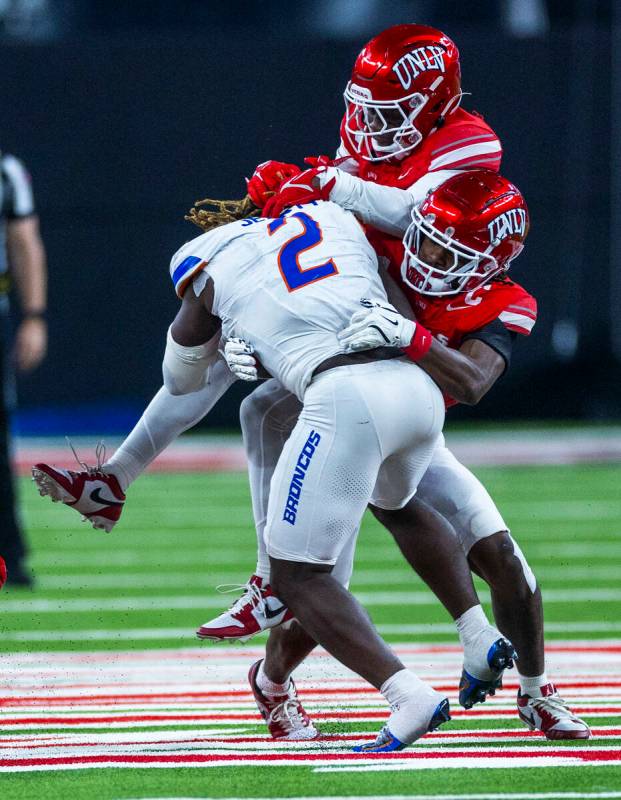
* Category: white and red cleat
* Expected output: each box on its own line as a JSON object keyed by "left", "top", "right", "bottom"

{"left": 248, "top": 659, "right": 318, "bottom": 740}
{"left": 518, "top": 683, "right": 591, "bottom": 740}
{"left": 32, "top": 463, "right": 126, "bottom": 533}
{"left": 196, "top": 575, "right": 293, "bottom": 642}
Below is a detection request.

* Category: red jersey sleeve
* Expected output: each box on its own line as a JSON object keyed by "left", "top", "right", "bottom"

{"left": 425, "top": 109, "right": 503, "bottom": 174}
{"left": 495, "top": 284, "right": 537, "bottom": 336}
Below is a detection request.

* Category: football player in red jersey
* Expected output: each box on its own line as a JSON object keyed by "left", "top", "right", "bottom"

{"left": 228, "top": 169, "right": 589, "bottom": 743}
{"left": 203, "top": 25, "right": 586, "bottom": 739}
{"left": 248, "top": 24, "right": 502, "bottom": 227}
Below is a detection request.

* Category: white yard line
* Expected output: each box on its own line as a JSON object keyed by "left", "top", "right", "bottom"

{"left": 4, "top": 587, "right": 621, "bottom": 614}
{"left": 32, "top": 564, "right": 621, "bottom": 590}
{"left": 6, "top": 622, "right": 621, "bottom": 642}
{"left": 26, "top": 542, "right": 621, "bottom": 569}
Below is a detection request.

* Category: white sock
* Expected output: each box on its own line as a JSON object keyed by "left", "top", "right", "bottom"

{"left": 455, "top": 604, "right": 491, "bottom": 651}
{"left": 380, "top": 669, "right": 442, "bottom": 744}
{"left": 519, "top": 672, "right": 549, "bottom": 695}
{"left": 256, "top": 660, "right": 290, "bottom": 696}
{"left": 381, "top": 668, "right": 430, "bottom": 708}
{"left": 104, "top": 361, "right": 236, "bottom": 492}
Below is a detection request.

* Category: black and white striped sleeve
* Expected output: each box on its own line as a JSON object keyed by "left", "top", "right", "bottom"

{"left": 1, "top": 154, "right": 36, "bottom": 219}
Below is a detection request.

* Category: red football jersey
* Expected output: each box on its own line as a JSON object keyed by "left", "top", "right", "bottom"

{"left": 373, "top": 234, "right": 537, "bottom": 407}
{"left": 338, "top": 108, "right": 502, "bottom": 189}
{"left": 376, "top": 234, "right": 537, "bottom": 343}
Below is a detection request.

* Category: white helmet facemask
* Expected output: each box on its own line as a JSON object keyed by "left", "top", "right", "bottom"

{"left": 343, "top": 82, "right": 427, "bottom": 162}
{"left": 401, "top": 206, "right": 500, "bottom": 296}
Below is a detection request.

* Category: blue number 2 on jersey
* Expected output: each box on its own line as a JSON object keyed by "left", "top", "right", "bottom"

{"left": 268, "top": 211, "right": 338, "bottom": 292}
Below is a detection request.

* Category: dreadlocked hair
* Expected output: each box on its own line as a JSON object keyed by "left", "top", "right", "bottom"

{"left": 185, "top": 195, "right": 260, "bottom": 232}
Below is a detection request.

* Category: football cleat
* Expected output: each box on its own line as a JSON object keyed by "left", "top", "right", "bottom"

{"left": 32, "top": 463, "right": 126, "bottom": 533}
{"left": 248, "top": 659, "right": 318, "bottom": 740}
{"left": 518, "top": 683, "right": 591, "bottom": 740}
{"left": 196, "top": 575, "right": 293, "bottom": 642}
{"left": 353, "top": 697, "right": 451, "bottom": 753}
{"left": 459, "top": 633, "right": 516, "bottom": 709}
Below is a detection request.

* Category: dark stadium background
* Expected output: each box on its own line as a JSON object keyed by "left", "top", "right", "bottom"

{"left": 0, "top": 0, "right": 617, "bottom": 433}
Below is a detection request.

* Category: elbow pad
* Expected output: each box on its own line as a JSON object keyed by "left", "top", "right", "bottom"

{"left": 162, "top": 326, "right": 219, "bottom": 396}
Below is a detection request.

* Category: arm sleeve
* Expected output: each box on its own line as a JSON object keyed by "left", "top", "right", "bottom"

{"left": 162, "top": 326, "right": 221, "bottom": 396}
{"left": 462, "top": 317, "right": 517, "bottom": 373}
{"left": 1, "top": 155, "right": 35, "bottom": 219}
{"left": 321, "top": 167, "right": 463, "bottom": 236}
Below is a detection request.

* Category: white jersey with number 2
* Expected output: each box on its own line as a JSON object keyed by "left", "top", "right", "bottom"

{"left": 169, "top": 201, "right": 386, "bottom": 399}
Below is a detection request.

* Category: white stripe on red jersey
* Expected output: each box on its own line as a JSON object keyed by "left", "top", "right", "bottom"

{"left": 429, "top": 141, "right": 503, "bottom": 171}
{"left": 498, "top": 310, "right": 536, "bottom": 334}
{"left": 430, "top": 133, "right": 497, "bottom": 156}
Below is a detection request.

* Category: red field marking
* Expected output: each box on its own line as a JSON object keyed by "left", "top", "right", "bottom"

{"left": 3, "top": 748, "right": 621, "bottom": 769}
{"left": 3, "top": 706, "right": 621, "bottom": 727}
{"left": 9, "top": 642, "right": 617, "bottom": 664}
{"left": 4, "top": 678, "right": 621, "bottom": 708}
{"left": 4, "top": 674, "right": 621, "bottom": 698}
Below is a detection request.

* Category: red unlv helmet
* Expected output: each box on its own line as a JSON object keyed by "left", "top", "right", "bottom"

{"left": 402, "top": 170, "right": 529, "bottom": 296}
{"left": 343, "top": 24, "right": 461, "bottom": 162}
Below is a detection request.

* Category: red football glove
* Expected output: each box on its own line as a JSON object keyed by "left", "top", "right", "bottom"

{"left": 0, "top": 555, "right": 6, "bottom": 590}
{"left": 246, "top": 161, "right": 302, "bottom": 208}
{"left": 262, "top": 167, "right": 336, "bottom": 218}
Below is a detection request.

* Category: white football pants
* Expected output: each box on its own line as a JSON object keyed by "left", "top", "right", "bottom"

{"left": 263, "top": 360, "right": 444, "bottom": 566}
{"left": 242, "top": 377, "right": 535, "bottom": 590}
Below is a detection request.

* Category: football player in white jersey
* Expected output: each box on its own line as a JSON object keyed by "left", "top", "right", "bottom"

{"left": 162, "top": 198, "right": 456, "bottom": 751}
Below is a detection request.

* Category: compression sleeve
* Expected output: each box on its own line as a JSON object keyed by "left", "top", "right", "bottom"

{"left": 462, "top": 318, "right": 517, "bottom": 373}
{"left": 162, "top": 326, "right": 220, "bottom": 395}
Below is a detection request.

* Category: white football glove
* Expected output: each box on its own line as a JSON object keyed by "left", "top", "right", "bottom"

{"left": 338, "top": 299, "right": 416, "bottom": 352}
{"left": 224, "top": 337, "right": 258, "bottom": 381}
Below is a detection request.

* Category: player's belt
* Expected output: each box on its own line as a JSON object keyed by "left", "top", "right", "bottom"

{"left": 0, "top": 273, "right": 10, "bottom": 296}
{"left": 312, "top": 347, "right": 402, "bottom": 378}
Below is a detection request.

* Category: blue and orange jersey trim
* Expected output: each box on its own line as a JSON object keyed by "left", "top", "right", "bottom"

{"left": 171, "top": 255, "right": 208, "bottom": 297}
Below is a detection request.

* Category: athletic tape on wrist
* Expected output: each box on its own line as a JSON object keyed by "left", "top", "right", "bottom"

{"left": 402, "top": 324, "right": 433, "bottom": 361}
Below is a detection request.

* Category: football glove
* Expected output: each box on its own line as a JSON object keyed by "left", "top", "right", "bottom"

{"left": 338, "top": 299, "right": 417, "bottom": 352}
{"left": 246, "top": 161, "right": 302, "bottom": 208}
{"left": 262, "top": 167, "right": 336, "bottom": 218}
{"left": 224, "top": 338, "right": 258, "bottom": 382}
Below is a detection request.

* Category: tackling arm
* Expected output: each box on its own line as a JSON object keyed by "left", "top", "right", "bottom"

{"left": 339, "top": 302, "right": 511, "bottom": 406}
{"left": 416, "top": 338, "right": 506, "bottom": 406}
{"left": 323, "top": 167, "right": 462, "bottom": 236}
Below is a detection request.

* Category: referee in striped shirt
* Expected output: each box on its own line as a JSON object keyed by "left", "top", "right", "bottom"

{"left": 0, "top": 151, "right": 48, "bottom": 587}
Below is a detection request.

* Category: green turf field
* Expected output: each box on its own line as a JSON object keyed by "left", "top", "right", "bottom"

{"left": 1, "top": 462, "right": 621, "bottom": 799}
